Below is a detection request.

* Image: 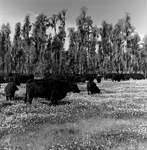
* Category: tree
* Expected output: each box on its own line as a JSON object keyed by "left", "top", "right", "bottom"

{"left": 0, "top": 23, "right": 11, "bottom": 73}
{"left": 75, "top": 7, "right": 95, "bottom": 74}
{"left": 31, "top": 13, "right": 49, "bottom": 76}
{"left": 12, "top": 22, "right": 22, "bottom": 73}
{"left": 22, "top": 14, "right": 32, "bottom": 73}
{"left": 4, "top": 50, "right": 12, "bottom": 73}
{"left": 50, "top": 14, "right": 58, "bottom": 36}
{"left": 99, "top": 21, "right": 114, "bottom": 73}
{"left": 143, "top": 34, "right": 147, "bottom": 51}
{"left": 67, "top": 27, "right": 78, "bottom": 74}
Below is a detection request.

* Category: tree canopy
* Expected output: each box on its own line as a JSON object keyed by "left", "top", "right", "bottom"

{"left": 0, "top": 8, "right": 147, "bottom": 77}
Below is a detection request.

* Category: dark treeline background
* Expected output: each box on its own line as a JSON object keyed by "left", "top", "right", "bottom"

{"left": 0, "top": 7, "right": 147, "bottom": 77}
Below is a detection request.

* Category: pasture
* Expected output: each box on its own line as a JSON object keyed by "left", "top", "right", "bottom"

{"left": 0, "top": 79, "right": 147, "bottom": 149}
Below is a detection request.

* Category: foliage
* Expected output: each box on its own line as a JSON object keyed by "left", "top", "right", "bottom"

{"left": 0, "top": 8, "right": 146, "bottom": 76}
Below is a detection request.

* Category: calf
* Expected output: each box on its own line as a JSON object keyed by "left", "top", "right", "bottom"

{"left": 4, "top": 82, "right": 19, "bottom": 100}
{"left": 87, "top": 81, "right": 100, "bottom": 95}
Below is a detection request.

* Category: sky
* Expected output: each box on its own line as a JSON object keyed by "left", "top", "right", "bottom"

{"left": 0, "top": 0, "right": 147, "bottom": 50}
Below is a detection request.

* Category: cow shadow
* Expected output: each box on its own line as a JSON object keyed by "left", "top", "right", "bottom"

{"left": 14, "top": 96, "right": 25, "bottom": 101}
{"left": 0, "top": 92, "right": 5, "bottom": 96}
{"left": 57, "top": 100, "right": 71, "bottom": 105}
{"left": 41, "top": 100, "right": 71, "bottom": 106}
{"left": 0, "top": 102, "right": 14, "bottom": 110}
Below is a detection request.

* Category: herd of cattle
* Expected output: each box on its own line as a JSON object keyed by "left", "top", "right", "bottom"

{"left": 0, "top": 72, "right": 146, "bottom": 105}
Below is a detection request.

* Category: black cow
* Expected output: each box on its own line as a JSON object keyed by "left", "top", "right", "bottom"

{"left": 86, "top": 74, "right": 96, "bottom": 82}
{"left": 111, "top": 73, "right": 122, "bottom": 82}
{"left": 45, "top": 74, "right": 66, "bottom": 81}
{"left": 25, "top": 79, "right": 80, "bottom": 105}
{"left": 13, "top": 74, "right": 34, "bottom": 85}
{"left": 96, "top": 75, "right": 102, "bottom": 83}
{"left": 0, "top": 75, "right": 6, "bottom": 83}
{"left": 5, "top": 73, "right": 19, "bottom": 82}
{"left": 104, "top": 73, "right": 112, "bottom": 80}
{"left": 130, "top": 74, "right": 145, "bottom": 80}
{"left": 87, "top": 81, "right": 101, "bottom": 95}
{"left": 4, "top": 82, "right": 19, "bottom": 100}
{"left": 122, "top": 74, "right": 130, "bottom": 81}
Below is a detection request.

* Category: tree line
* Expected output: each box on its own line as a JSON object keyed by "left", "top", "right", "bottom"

{"left": 0, "top": 7, "right": 147, "bottom": 77}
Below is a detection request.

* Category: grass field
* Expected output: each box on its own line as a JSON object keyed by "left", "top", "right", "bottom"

{"left": 1, "top": 79, "right": 147, "bottom": 149}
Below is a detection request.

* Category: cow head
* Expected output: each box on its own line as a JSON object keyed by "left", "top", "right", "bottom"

{"left": 13, "top": 84, "right": 19, "bottom": 91}
{"left": 69, "top": 82, "right": 80, "bottom": 93}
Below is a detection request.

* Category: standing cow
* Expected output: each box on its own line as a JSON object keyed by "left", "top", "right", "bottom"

{"left": 25, "top": 79, "right": 80, "bottom": 105}
{"left": 87, "top": 81, "right": 101, "bottom": 95}
{"left": 4, "top": 82, "right": 19, "bottom": 100}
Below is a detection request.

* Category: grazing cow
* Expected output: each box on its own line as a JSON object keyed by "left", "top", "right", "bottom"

{"left": 74, "top": 75, "right": 82, "bottom": 83}
{"left": 50, "top": 79, "right": 80, "bottom": 104}
{"left": 96, "top": 75, "right": 102, "bottom": 83}
{"left": 87, "top": 81, "right": 101, "bottom": 95}
{"left": 4, "top": 82, "right": 19, "bottom": 100}
{"left": 25, "top": 79, "right": 80, "bottom": 105}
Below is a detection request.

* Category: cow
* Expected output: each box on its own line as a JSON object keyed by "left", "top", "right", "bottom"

{"left": 87, "top": 81, "right": 101, "bottom": 95}
{"left": 45, "top": 74, "right": 66, "bottom": 81}
{"left": 122, "top": 74, "right": 130, "bottom": 81}
{"left": 4, "top": 82, "right": 19, "bottom": 100}
{"left": 0, "top": 75, "right": 6, "bottom": 83}
{"left": 13, "top": 74, "right": 34, "bottom": 85}
{"left": 111, "top": 73, "right": 122, "bottom": 82}
{"left": 86, "top": 74, "right": 96, "bottom": 82}
{"left": 130, "top": 74, "right": 145, "bottom": 80}
{"left": 96, "top": 75, "right": 102, "bottom": 83}
{"left": 25, "top": 79, "right": 80, "bottom": 105}
{"left": 103, "top": 73, "right": 112, "bottom": 80}
{"left": 5, "top": 73, "right": 19, "bottom": 83}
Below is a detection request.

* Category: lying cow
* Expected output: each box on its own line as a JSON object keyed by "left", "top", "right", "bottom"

{"left": 4, "top": 82, "right": 19, "bottom": 100}
{"left": 87, "top": 81, "right": 101, "bottom": 95}
{"left": 25, "top": 79, "right": 80, "bottom": 105}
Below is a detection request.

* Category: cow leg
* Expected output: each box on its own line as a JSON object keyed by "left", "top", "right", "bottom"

{"left": 50, "top": 91, "right": 56, "bottom": 105}
{"left": 29, "top": 96, "right": 33, "bottom": 105}
{"left": 12, "top": 93, "right": 15, "bottom": 100}
{"left": 24, "top": 92, "right": 27, "bottom": 103}
{"left": 50, "top": 98, "right": 56, "bottom": 105}
{"left": 54, "top": 99, "right": 58, "bottom": 105}
{"left": 6, "top": 96, "right": 9, "bottom": 101}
